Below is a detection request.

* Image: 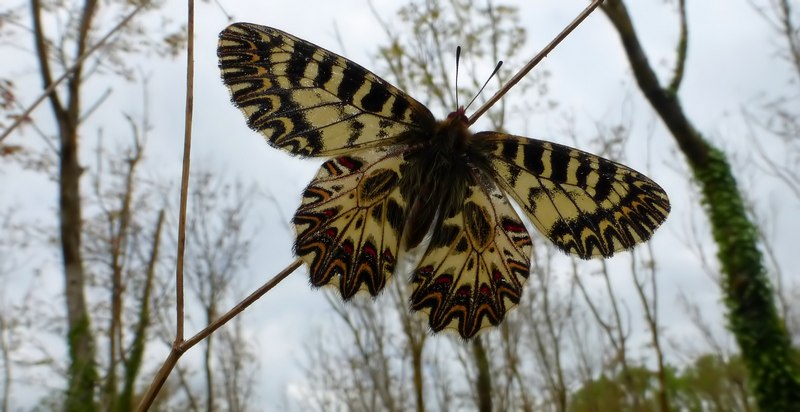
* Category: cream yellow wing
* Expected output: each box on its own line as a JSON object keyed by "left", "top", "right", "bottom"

{"left": 293, "top": 148, "right": 409, "bottom": 298}
{"left": 480, "top": 132, "right": 670, "bottom": 258}
{"left": 218, "top": 23, "right": 435, "bottom": 157}
{"left": 410, "top": 179, "right": 532, "bottom": 339}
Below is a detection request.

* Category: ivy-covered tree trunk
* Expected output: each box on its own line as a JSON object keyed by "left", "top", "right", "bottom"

{"left": 600, "top": 1, "right": 800, "bottom": 410}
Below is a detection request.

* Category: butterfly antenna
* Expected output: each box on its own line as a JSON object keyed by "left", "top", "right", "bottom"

{"left": 464, "top": 60, "right": 503, "bottom": 113}
{"left": 468, "top": 0, "right": 605, "bottom": 125}
{"left": 455, "top": 46, "right": 462, "bottom": 109}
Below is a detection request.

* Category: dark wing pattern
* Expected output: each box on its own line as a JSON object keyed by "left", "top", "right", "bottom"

{"left": 410, "top": 178, "right": 532, "bottom": 338}
{"left": 481, "top": 132, "right": 670, "bottom": 258}
{"left": 218, "top": 23, "right": 435, "bottom": 157}
{"left": 219, "top": 23, "right": 672, "bottom": 340}
{"left": 293, "top": 148, "right": 408, "bottom": 298}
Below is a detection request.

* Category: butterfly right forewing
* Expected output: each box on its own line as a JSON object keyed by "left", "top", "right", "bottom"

{"left": 481, "top": 132, "right": 670, "bottom": 258}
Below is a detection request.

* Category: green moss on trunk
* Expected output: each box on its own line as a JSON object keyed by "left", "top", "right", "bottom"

{"left": 66, "top": 314, "right": 98, "bottom": 412}
{"left": 694, "top": 147, "right": 800, "bottom": 410}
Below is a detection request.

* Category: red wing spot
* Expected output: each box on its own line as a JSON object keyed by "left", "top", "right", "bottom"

{"left": 434, "top": 275, "right": 453, "bottom": 285}
{"left": 381, "top": 248, "right": 395, "bottom": 262}
{"left": 502, "top": 220, "right": 526, "bottom": 233}
{"left": 323, "top": 208, "right": 336, "bottom": 218}
{"left": 456, "top": 286, "right": 471, "bottom": 297}
{"left": 418, "top": 265, "right": 434, "bottom": 276}
{"left": 338, "top": 156, "right": 358, "bottom": 170}
{"left": 362, "top": 244, "right": 377, "bottom": 258}
{"left": 324, "top": 228, "right": 337, "bottom": 238}
{"left": 480, "top": 284, "right": 491, "bottom": 295}
{"left": 342, "top": 241, "right": 354, "bottom": 255}
{"left": 492, "top": 269, "right": 503, "bottom": 282}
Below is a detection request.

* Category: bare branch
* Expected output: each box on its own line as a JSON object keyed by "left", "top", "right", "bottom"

{"left": 136, "top": 258, "right": 301, "bottom": 411}
{"left": 667, "top": 0, "right": 688, "bottom": 95}
{"left": 469, "top": 0, "right": 604, "bottom": 124}
{"left": 0, "top": 3, "right": 146, "bottom": 143}
{"left": 29, "top": 0, "right": 65, "bottom": 123}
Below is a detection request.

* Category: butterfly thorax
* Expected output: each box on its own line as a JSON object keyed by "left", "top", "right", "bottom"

{"left": 400, "top": 110, "right": 492, "bottom": 249}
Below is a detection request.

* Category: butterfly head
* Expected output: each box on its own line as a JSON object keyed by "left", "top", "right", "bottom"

{"left": 436, "top": 106, "right": 475, "bottom": 154}
{"left": 446, "top": 106, "right": 470, "bottom": 125}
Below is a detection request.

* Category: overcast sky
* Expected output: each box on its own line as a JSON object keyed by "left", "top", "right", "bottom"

{"left": 2, "top": 0, "right": 798, "bottom": 409}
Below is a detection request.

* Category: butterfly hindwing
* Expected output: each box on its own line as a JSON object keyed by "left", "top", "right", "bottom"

{"left": 293, "top": 148, "right": 408, "bottom": 298}
{"left": 218, "top": 23, "right": 436, "bottom": 157}
{"left": 481, "top": 132, "right": 670, "bottom": 258}
{"left": 410, "top": 178, "right": 532, "bottom": 339}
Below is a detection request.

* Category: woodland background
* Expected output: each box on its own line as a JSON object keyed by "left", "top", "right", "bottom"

{"left": 0, "top": 0, "right": 799, "bottom": 410}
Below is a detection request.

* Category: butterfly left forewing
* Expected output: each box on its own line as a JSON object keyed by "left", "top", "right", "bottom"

{"left": 293, "top": 148, "right": 409, "bottom": 298}
{"left": 218, "top": 23, "right": 435, "bottom": 157}
{"left": 481, "top": 132, "right": 670, "bottom": 258}
{"left": 410, "top": 179, "right": 531, "bottom": 339}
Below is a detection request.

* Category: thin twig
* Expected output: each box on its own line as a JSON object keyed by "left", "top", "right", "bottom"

{"left": 136, "top": 258, "right": 302, "bottom": 411}
{"left": 0, "top": 4, "right": 146, "bottom": 143}
{"left": 469, "top": 0, "right": 604, "bottom": 124}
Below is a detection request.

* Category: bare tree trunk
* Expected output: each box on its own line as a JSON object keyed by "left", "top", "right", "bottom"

{"left": 118, "top": 210, "right": 165, "bottom": 411}
{"left": 60, "top": 122, "right": 97, "bottom": 411}
{"left": 391, "top": 274, "right": 427, "bottom": 412}
{"left": 103, "top": 123, "right": 141, "bottom": 410}
{"left": 631, "top": 246, "right": 670, "bottom": 412}
{"left": 31, "top": 0, "right": 99, "bottom": 409}
{"left": 472, "top": 338, "right": 492, "bottom": 412}
{"left": 532, "top": 259, "right": 569, "bottom": 412}
{"left": 0, "top": 315, "right": 11, "bottom": 412}
{"left": 410, "top": 343, "right": 424, "bottom": 412}
{"left": 601, "top": 1, "right": 800, "bottom": 409}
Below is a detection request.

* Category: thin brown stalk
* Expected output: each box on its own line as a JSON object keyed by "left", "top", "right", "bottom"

{"left": 0, "top": 4, "right": 146, "bottom": 143}
{"left": 136, "top": 258, "right": 302, "bottom": 411}
{"left": 174, "top": 0, "right": 196, "bottom": 345}
{"left": 469, "top": 0, "right": 604, "bottom": 124}
{"left": 137, "top": 0, "right": 306, "bottom": 408}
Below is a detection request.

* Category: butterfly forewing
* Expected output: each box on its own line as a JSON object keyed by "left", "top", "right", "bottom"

{"left": 293, "top": 148, "right": 408, "bottom": 298}
{"left": 410, "top": 179, "right": 531, "bottom": 339}
{"left": 481, "top": 132, "right": 670, "bottom": 258}
{"left": 218, "top": 23, "right": 435, "bottom": 157}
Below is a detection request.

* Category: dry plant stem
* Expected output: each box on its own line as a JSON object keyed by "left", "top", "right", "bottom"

{"left": 0, "top": 4, "right": 146, "bottom": 143}
{"left": 136, "top": 258, "right": 302, "bottom": 411}
{"left": 469, "top": 0, "right": 605, "bottom": 125}
{"left": 175, "top": 0, "right": 196, "bottom": 346}
{"left": 139, "top": 0, "right": 303, "bottom": 408}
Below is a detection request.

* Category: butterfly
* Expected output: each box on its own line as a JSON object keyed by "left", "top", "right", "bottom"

{"left": 217, "top": 23, "right": 670, "bottom": 339}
